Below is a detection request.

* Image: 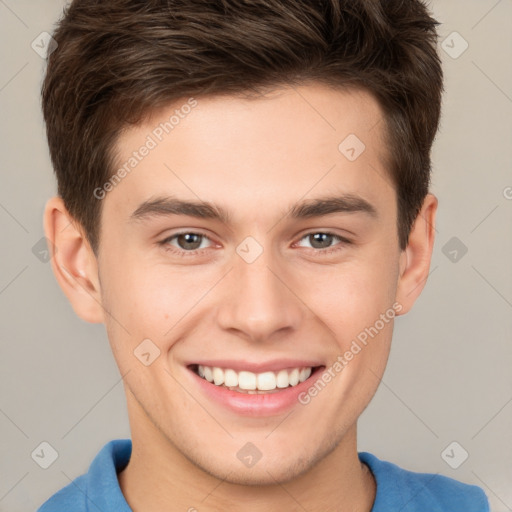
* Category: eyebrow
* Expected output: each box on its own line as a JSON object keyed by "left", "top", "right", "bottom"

{"left": 129, "top": 194, "right": 378, "bottom": 224}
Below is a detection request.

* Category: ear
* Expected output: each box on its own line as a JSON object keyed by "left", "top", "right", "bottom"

{"left": 395, "top": 193, "right": 438, "bottom": 315}
{"left": 43, "top": 196, "right": 105, "bottom": 323}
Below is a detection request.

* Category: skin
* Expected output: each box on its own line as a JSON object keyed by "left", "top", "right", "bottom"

{"left": 44, "top": 83, "right": 437, "bottom": 512}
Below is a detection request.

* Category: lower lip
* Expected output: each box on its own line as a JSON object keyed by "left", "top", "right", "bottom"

{"left": 187, "top": 366, "right": 324, "bottom": 417}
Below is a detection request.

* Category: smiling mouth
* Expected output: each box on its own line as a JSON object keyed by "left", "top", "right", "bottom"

{"left": 189, "top": 364, "right": 323, "bottom": 394}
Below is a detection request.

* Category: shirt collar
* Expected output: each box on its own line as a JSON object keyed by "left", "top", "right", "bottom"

{"left": 86, "top": 438, "right": 132, "bottom": 511}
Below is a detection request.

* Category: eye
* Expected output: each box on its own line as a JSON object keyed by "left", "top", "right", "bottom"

{"left": 159, "top": 231, "right": 213, "bottom": 254}
{"left": 158, "top": 230, "right": 352, "bottom": 258}
{"left": 295, "top": 231, "right": 351, "bottom": 253}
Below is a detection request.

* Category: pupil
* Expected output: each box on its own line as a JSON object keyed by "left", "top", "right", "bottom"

{"left": 310, "top": 233, "right": 332, "bottom": 249}
{"left": 178, "top": 233, "right": 202, "bottom": 250}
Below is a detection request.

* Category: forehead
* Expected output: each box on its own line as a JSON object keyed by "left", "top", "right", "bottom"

{"left": 106, "top": 83, "right": 393, "bottom": 225}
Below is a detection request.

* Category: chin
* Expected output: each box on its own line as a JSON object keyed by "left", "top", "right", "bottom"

{"left": 188, "top": 439, "right": 335, "bottom": 487}
{"left": 204, "top": 456, "right": 313, "bottom": 486}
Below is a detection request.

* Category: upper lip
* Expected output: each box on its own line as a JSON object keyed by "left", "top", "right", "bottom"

{"left": 187, "top": 359, "right": 324, "bottom": 373}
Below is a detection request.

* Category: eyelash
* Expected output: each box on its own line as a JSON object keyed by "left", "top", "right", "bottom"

{"left": 158, "top": 230, "right": 352, "bottom": 257}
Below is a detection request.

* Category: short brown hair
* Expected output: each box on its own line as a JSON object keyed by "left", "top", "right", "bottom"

{"left": 42, "top": 0, "right": 443, "bottom": 253}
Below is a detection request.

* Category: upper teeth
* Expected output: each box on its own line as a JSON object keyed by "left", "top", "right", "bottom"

{"left": 197, "top": 365, "right": 313, "bottom": 391}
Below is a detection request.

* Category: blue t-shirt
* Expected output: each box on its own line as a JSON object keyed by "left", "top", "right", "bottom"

{"left": 37, "top": 439, "right": 489, "bottom": 511}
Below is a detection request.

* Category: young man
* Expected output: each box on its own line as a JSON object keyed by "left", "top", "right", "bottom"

{"left": 37, "top": 0, "right": 490, "bottom": 510}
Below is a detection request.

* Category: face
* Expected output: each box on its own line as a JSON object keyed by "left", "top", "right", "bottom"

{"left": 91, "top": 84, "right": 408, "bottom": 483}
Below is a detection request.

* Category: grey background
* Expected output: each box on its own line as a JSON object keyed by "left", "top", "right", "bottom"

{"left": 0, "top": 0, "right": 511, "bottom": 510}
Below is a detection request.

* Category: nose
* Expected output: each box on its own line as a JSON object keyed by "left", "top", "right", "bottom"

{"left": 216, "top": 242, "right": 304, "bottom": 343}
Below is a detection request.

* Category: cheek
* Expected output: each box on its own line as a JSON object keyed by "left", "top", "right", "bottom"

{"left": 98, "top": 252, "right": 179, "bottom": 357}
{"left": 297, "top": 252, "right": 398, "bottom": 340}
{"left": 102, "top": 247, "right": 164, "bottom": 315}
{"left": 103, "top": 258, "right": 220, "bottom": 354}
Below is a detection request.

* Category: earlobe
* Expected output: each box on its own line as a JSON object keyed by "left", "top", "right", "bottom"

{"left": 395, "top": 193, "right": 438, "bottom": 315}
{"left": 43, "top": 196, "right": 105, "bottom": 324}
